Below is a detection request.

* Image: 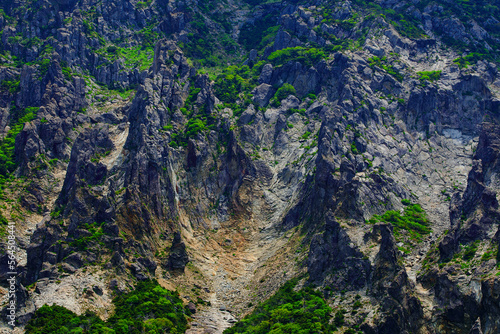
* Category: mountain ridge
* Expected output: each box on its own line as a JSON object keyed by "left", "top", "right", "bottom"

{"left": 0, "top": 0, "right": 500, "bottom": 333}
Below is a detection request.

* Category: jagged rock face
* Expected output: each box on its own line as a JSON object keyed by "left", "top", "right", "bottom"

{"left": 469, "top": 318, "right": 484, "bottom": 334}
{"left": 368, "top": 224, "right": 423, "bottom": 334}
{"left": 417, "top": 121, "right": 500, "bottom": 334}
{"left": 1, "top": 0, "right": 500, "bottom": 333}
{"left": 166, "top": 232, "right": 189, "bottom": 271}
{"left": 308, "top": 212, "right": 370, "bottom": 289}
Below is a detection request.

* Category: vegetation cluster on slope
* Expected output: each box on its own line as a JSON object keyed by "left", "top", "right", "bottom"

{"left": 25, "top": 280, "right": 189, "bottom": 334}
{"left": 369, "top": 201, "right": 431, "bottom": 244}
{"left": 223, "top": 278, "right": 336, "bottom": 334}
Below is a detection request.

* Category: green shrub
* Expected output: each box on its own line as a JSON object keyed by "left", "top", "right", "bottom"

{"left": 62, "top": 67, "right": 73, "bottom": 81}
{"left": 215, "top": 73, "right": 246, "bottom": 104}
{"left": 417, "top": 71, "right": 441, "bottom": 83}
{"left": 107, "top": 280, "right": 188, "bottom": 333}
{"left": 184, "top": 86, "right": 201, "bottom": 111}
{"left": 213, "top": 65, "right": 257, "bottom": 105}
{"left": 38, "top": 59, "right": 51, "bottom": 79}
{"left": 350, "top": 142, "right": 358, "bottom": 154}
{"left": 300, "top": 131, "right": 311, "bottom": 140}
{"left": 181, "top": 13, "right": 218, "bottom": 63}
{"left": 136, "top": 0, "right": 152, "bottom": 9}
{"left": 462, "top": 241, "right": 479, "bottom": 261}
{"left": 481, "top": 249, "right": 495, "bottom": 262}
{"left": 401, "top": 199, "right": 411, "bottom": 206}
{"left": 97, "top": 46, "right": 154, "bottom": 72}
{"left": 350, "top": 0, "right": 426, "bottom": 39}
{"left": 185, "top": 118, "right": 207, "bottom": 138}
{"left": 0, "top": 80, "right": 20, "bottom": 94}
{"left": 169, "top": 116, "right": 214, "bottom": 148}
{"left": 271, "top": 83, "right": 296, "bottom": 106}
{"left": 268, "top": 47, "right": 325, "bottom": 67}
{"left": 368, "top": 56, "right": 403, "bottom": 82}
{"left": 213, "top": 64, "right": 263, "bottom": 113}
{"left": 369, "top": 203, "right": 431, "bottom": 242}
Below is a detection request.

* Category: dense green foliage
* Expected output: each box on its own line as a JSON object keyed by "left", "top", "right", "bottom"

{"left": 271, "top": 83, "right": 296, "bottom": 107}
{"left": 268, "top": 47, "right": 326, "bottom": 68}
{"left": 184, "top": 118, "right": 208, "bottom": 138}
{"left": 224, "top": 278, "right": 335, "bottom": 334}
{"left": 136, "top": 24, "right": 160, "bottom": 48}
{"left": 210, "top": 47, "right": 315, "bottom": 113}
{"left": 369, "top": 202, "right": 431, "bottom": 242}
{"left": 25, "top": 305, "right": 109, "bottom": 334}
{"left": 274, "top": 84, "right": 296, "bottom": 101}
{"left": 320, "top": 11, "right": 359, "bottom": 31}
{"left": 214, "top": 69, "right": 253, "bottom": 105}
{"left": 0, "top": 107, "right": 38, "bottom": 176}
{"left": 213, "top": 63, "right": 263, "bottom": 116}
{"left": 417, "top": 71, "right": 441, "bottom": 85}
{"left": 0, "top": 79, "right": 20, "bottom": 94}
{"left": 97, "top": 46, "right": 154, "bottom": 71}
{"left": 107, "top": 280, "right": 188, "bottom": 333}
{"left": 169, "top": 117, "right": 214, "bottom": 148}
{"left": 183, "top": 85, "right": 202, "bottom": 112}
{"left": 25, "top": 280, "right": 189, "bottom": 334}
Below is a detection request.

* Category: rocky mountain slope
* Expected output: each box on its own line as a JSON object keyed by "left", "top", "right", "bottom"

{"left": 0, "top": 0, "right": 500, "bottom": 333}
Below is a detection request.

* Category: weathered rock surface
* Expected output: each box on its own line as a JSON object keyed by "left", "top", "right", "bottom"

{"left": 166, "top": 232, "right": 189, "bottom": 271}
{"left": 0, "top": 0, "right": 499, "bottom": 333}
